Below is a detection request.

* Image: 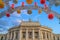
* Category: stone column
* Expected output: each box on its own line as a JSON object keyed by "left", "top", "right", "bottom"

{"left": 49, "top": 33, "right": 52, "bottom": 40}
{"left": 26, "top": 29, "right": 28, "bottom": 40}
{"left": 6, "top": 33, "right": 8, "bottom": 40}
{"left": 51, "top": 33, "right": 53, "bottom": 40}
{"left": 40, "top": 31, "right": 43, "bottom": 40}
{"left": 33, "top": 29, "right": 34, "bottom": 40}
{"left": 39, "top": 29, "right": 40, "bottom": 40}
{"left": 19, "top": 29, "right": 22, "bottom": 40}
{"left": 13, "top": 31, "right": 16, "bottom": 40}
{"left": 10, "top": 32, "right": 12, "bottom": 40}
{"left": 45, "top": 32, "right": 47, "bottom": 40}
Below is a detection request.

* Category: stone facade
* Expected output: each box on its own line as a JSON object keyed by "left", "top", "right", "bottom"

{"left": 0, "top": 21, "right": 60, "bottom": 40}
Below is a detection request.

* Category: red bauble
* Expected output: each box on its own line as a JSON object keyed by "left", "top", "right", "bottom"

{"left": 6, "top": 13, "right": 10, "bottom": 17}
{"left": 48, "top": 13, "right": 54, "bottom": 20}
{"left": 40, "top": 0, "right": 46, "bottom": 4}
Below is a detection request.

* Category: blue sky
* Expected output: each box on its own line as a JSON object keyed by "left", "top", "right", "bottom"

{"left": 0, "top": 0, "right": 60, "bottom": 34}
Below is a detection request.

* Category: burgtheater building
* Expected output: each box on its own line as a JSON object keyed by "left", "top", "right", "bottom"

{"left": 0, "top": 21, "right": 60, "bottom": 40}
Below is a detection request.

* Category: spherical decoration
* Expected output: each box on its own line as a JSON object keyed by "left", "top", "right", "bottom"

{"left": 0, "top": 2, "right": 4, "bottom": 8}
{"left": 26, "top": 0, "right": 33, "bottom": 4}
{"left": 48, "top": 13, "right": 54, "bottom": 20}
{"left": 38, "top": 9, "right": 42, "bottom": 14}
{"left": 40, "top": 0, "right": 46, "bottom": 4}
{"left": 6, "top": 13, "right": 10, "bottom": 17}
{"left": 17, "top": 10, "right": 21, "bottom": 14}
{"left": 27, "top": 10, "right": 32, "bottom": 14}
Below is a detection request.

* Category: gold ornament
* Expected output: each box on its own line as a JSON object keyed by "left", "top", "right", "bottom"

{"left": 27, "top": 10, "right": 32, "bottom": 14}
{"left": 26, "top": 0, "right": 33, "bottom": 4}
{"left": 38, "top": 9, "right": 42, "bottom": 14}
{"left": 17, "top": 10, "right": 21, "bottom": 14}
{"left": 0, "top": 1, "right": 4, "bottom": 8}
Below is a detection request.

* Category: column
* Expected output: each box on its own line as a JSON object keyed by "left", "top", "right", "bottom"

{"left": 33, "top": 29, "right": 34, "bottom": 40}
{"left": 10, "top": 32, "right": 12, "bottom": 40}
{"left": 45, "top": 32, "right": 47, "bottom": 40}
{"left": 39, "top": 29, "right": 40, "bottom": 40}
{"left": 40, "top": 31, "right": 43, "bottom": 40}
{"left": 49, "top": 33, "right": 52, "bottom": 40}
{"left": 13, "top": 31, "right": 16, "bottom": 40}
{"left": 19, "top": 29, "right": 22, "bottom": 40}
{"left": 26, "top": 29, "right": 28, "bottom": 40}
{"left": 51, "top": 33, "right": 53, "bottom": 40}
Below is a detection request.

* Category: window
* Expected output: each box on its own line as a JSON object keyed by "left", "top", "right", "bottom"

{"left": 22, "top": 32, "right": 26, "bottom": 38}
{"left": 28, "top": 32, "right": 32, "bottom": 38}
{"left": 35, "top": 32, "right": 39, "bottom": 38}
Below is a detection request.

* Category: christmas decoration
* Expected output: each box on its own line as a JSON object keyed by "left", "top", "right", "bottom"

{"left": 0, "top": 1, "right": 4, "bottom": 8}
{"left": 48, "top": 13, "right": 54, "bottom": 20}
{"left": 6, "top": 12, "right": 10, "bottom": 17}
{"left": 27, "top": 10, "right": 32, "bottom": 14}
{"left": 38, "top": 9, "right": 42, "bottom": 14}
{"left": 40, "top": 0, "right": 46, "bottom": 4}
{"left": 17, "top": 9, "right": 21, "bottom": 14}
{"left": 26, "top": 0, "right": 33, "bottom": 4}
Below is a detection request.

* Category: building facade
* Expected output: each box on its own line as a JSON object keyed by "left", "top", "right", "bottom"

{"left": 0, "top": 21, "right": 60, "bottom": 40}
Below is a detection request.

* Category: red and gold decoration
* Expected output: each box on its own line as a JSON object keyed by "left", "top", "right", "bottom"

{"left": 17, "top": 9, "right": 21, "bottom": 14}
{"left": 38, "top": 9, "right": 42, "bottom": 14}
{"left": 6, "top": 12, "right": 10, "bottom": 17}
{"left": 11, "top": 4, "right": 15, "bottom": 9}
{"left": 48, "top": 13, "right": 54, "bottom": 20}
{"left": 27, "top": 10, "right": 32, "bottom": 14}
{"left": 26, "top": 0, "right": 33, "bottom": 4}
{"left": 44, "top": 4, "right": 48, "bottom": 11}
{"left": 0, "top": 0, "right": 4, "bottom": 8}
{"left": 40, "top": 0, "right": 46, "bottom": 4}
{"left": 34, "top": 2, "right": 38, "bottom": 8}
{"left": 22, "top": 2, "right": 24, "bottom": 7}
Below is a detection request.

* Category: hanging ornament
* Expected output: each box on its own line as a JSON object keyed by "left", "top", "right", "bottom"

{"left": 13, "top": 0, "right": 18, "bottom": 4}
{"left": 11, "top": 4, "right": 14, "bottom": 9}
{"left": 40, "top": 0, "right": 46, "bottom": 4}
{"left": 22, "top": 2, "right": 24, "bottom": 7}
{"left": 6, "top": 12, "right": 10, "bottom": 17}
{"left": 27, "top": 10, "right": 32, "bottom": 14}
{"left": 48, "top": 13, "right": 54, "bottom": 20}
{"left": 26, "top": 0, "right": 33, "bottom": 4}
{"left": 38, "top": 9, "right": 42, "bottom": 14}
{"left": 0, "top": 1, "right": 4, "bottom": 8}
{"left": 17, "top": 9, "right": 21, "bottom": 14}
{"left": 34, "top": 2, "right": 38, "bottom": 8}
{"left": 44, "top": 4, "right": 48, "bottom": 11}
